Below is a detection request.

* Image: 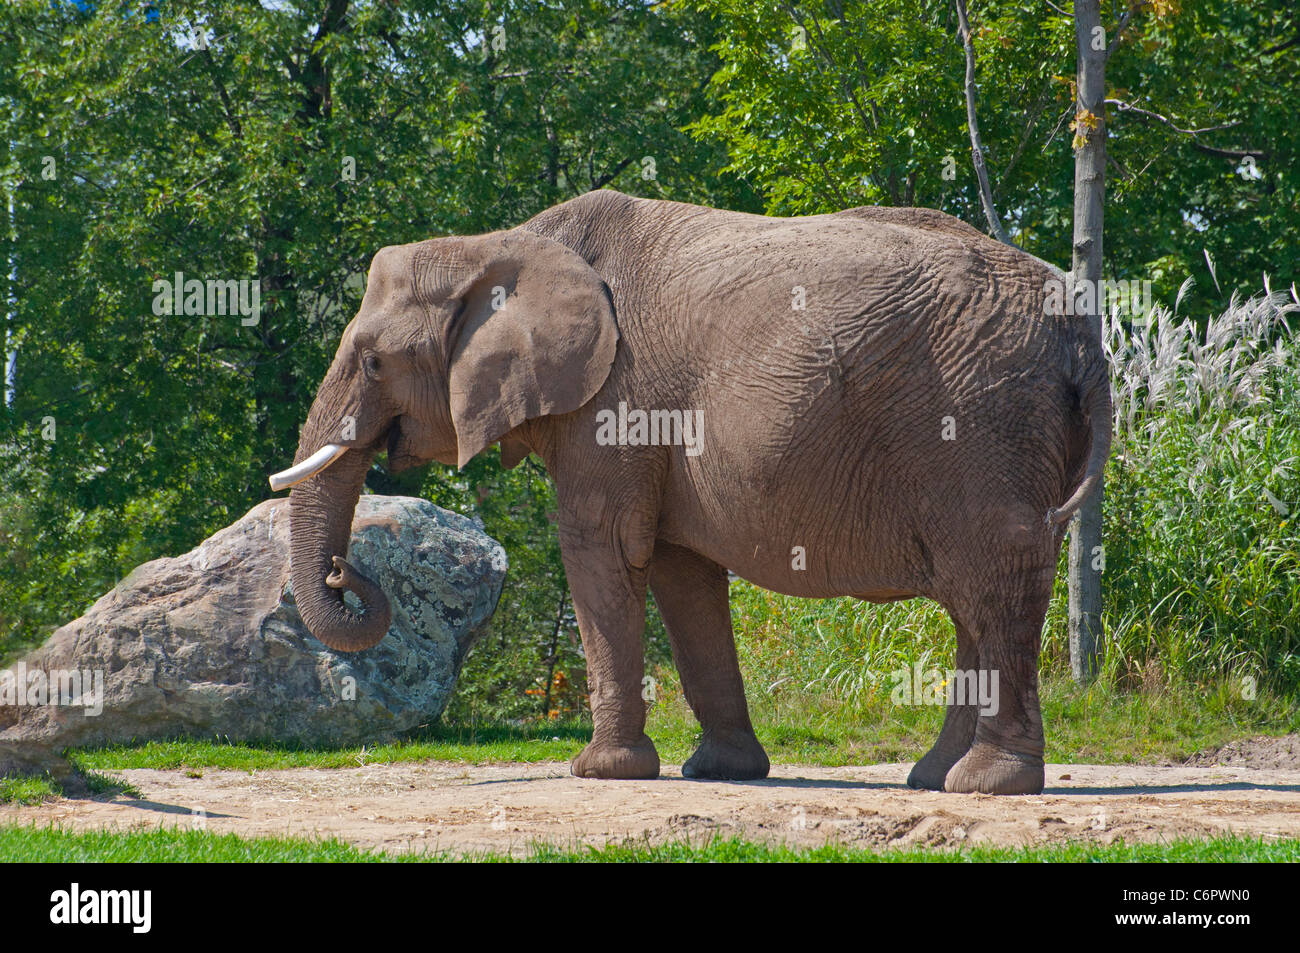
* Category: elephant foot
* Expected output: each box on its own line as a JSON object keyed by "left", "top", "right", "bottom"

{"left": 943, "top": 743, "right": 1044, "bottom": 795}
{"left": 571, "top": 735, "right": 660, "bottom": 780}
{"left": 906, "top": 744, "right": 969, "bottom": 791}
{"left": 682, "top": 729, "right": 770, "bottom": 780}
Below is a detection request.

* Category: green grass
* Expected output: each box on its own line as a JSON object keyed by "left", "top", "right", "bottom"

{"left": 0, "top": 775, "right": 59, "bottom": 806}
{"left": 64, "top": 723, "right": 592, "bottom": 775}
{"left": 510, "top": 835, "right": 1300, "bottom": 863}
{"left": 647, "top": 667, "right": 1297, "bottom": 768}
{"left": 0, "top": 770, "right": 138, "bottom": 806}
{"left": 40, "top": 667, "right": 1292, "bottom": 783}
{"left": 0, "top": 825, "right": 412, "bottom": 862}
{"left": 0, "top": 825, "right": 1294, "bottom": 862}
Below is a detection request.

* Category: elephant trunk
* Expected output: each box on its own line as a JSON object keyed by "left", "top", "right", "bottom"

{"left": 287, "top": 444, "right": 392, "bottom": 652}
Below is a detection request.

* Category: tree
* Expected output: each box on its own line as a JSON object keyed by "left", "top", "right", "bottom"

{"left": 1068, "top": 0, "right": 1107, "bottom": 682}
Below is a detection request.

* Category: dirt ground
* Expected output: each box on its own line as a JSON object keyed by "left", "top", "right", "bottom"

{"left": 4, "top": 739, "right": 1300, "bottom": 856}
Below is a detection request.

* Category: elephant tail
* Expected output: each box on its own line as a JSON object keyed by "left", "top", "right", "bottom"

{"left": 1046, "top": 363, "right": 1112, "bottom": 527}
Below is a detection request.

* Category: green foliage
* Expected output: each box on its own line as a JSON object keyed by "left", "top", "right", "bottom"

{"left": 1099, "top": 0, "right": 1300, "bottom": 312}
{"left": 729, "top": 583, "right": 957, "bottom": 707}
{"left": 688, "top": 0, "right": 1299, "bottom": 312}
{"left": 418, "top": 450, "right": 584, "bottom": 723}
{"left": 410, "top": 447, "right": 671, "bottom": 724}
{"left": 687, "top": 0, "right": 1070, "bottom": 219}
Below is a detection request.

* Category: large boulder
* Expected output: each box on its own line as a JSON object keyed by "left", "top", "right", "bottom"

{"left": 0, "top": 496, "right": 507, "bottom": 780}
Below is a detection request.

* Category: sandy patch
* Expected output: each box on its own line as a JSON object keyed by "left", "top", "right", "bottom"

{"left": 4, "top": 758, "right": 1299, "bottom": 856}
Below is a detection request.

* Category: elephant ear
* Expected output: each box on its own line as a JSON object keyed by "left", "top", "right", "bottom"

{"left": 437, "top": 231, "right": 618, "bottom": 469}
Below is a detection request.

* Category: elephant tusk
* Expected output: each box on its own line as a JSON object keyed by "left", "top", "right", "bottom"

{"left": 268, "top": 444, "right": 349, "bottom": 492}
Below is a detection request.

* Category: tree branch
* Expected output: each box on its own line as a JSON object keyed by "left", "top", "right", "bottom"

{"left": 997, "top": 82, "right": 1054, "bottom": 198}
{"left": 1261, "top": 29, "right": 1300, "bottom": 56}
{"left": 202, "top": 47, "right": 243, "bottom": 141}
{"left": 954, "top": 0, "right": 1013, "bottom": 245}
{"left": 1191, "top": 142, "right": 1271, "bottom": 161}
{"left": 1106, "top": 4, "right": 1136, "bottom": 58}
{"left": 1105, "top": 98, "right": 1268, "bottom": 159}
{"left": 1104, "top": 98, "right": 1239, "bottom": 135}
{"left": 591, "top": 156, "right": 633, "bottom": 190}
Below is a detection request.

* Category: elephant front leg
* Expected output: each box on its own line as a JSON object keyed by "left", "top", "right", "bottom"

{"left": 650, "top": 542, "right": 769, "bottom": 780}
{"left": 562, "top": 536, "right": 660, "bottom": 781}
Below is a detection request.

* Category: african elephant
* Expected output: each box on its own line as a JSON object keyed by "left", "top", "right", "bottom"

{"left": 269, "top": 189, "right": 1110, "bottom": 796}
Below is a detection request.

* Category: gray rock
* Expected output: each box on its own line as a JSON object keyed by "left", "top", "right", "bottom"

{"left": 0, "top": 495, "right": 507, "bottom": 777}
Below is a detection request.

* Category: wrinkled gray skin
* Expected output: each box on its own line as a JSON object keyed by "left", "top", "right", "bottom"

{"left": 284, "top": 189, "right": 1110, "bottom": 795}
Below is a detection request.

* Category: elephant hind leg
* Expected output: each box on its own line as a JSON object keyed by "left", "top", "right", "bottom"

{"left": 907, "top": 617, "right": 979, "bottom": 790}
{"left": 650, "top": 542, "right": 769, "bottom": 781}
{"left": 942, "top": 565, "right": 1055, "bottom": 795}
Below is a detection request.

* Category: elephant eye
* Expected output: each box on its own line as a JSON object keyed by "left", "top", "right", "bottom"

{"left": 362, "top": 352, "right": 382, "bottom": 380}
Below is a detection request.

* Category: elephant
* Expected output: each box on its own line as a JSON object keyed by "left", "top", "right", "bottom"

{"left": 269, "top": 188, "right": 1110, "bottom": 796}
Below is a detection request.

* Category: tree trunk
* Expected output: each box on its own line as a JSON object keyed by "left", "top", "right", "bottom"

{"left": 1069, "top": 0, "right": 1106, "bottom": 683}
{"left": 5, "top": 186, "right": 15, "bottom": 408}
{"left": 542, "top": 589, "right": 567, "bottom": 719}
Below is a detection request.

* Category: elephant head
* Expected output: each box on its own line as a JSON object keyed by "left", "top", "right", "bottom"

{"left": 269, "top": 230, "right": 618, "bottom": 652}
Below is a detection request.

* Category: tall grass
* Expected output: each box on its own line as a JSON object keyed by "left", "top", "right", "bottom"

{"left": 1057, "top": 285, "right": 1300, "bottom": 693}
{"left": 729, "top": 590, "right": 954, "bottom": 710}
